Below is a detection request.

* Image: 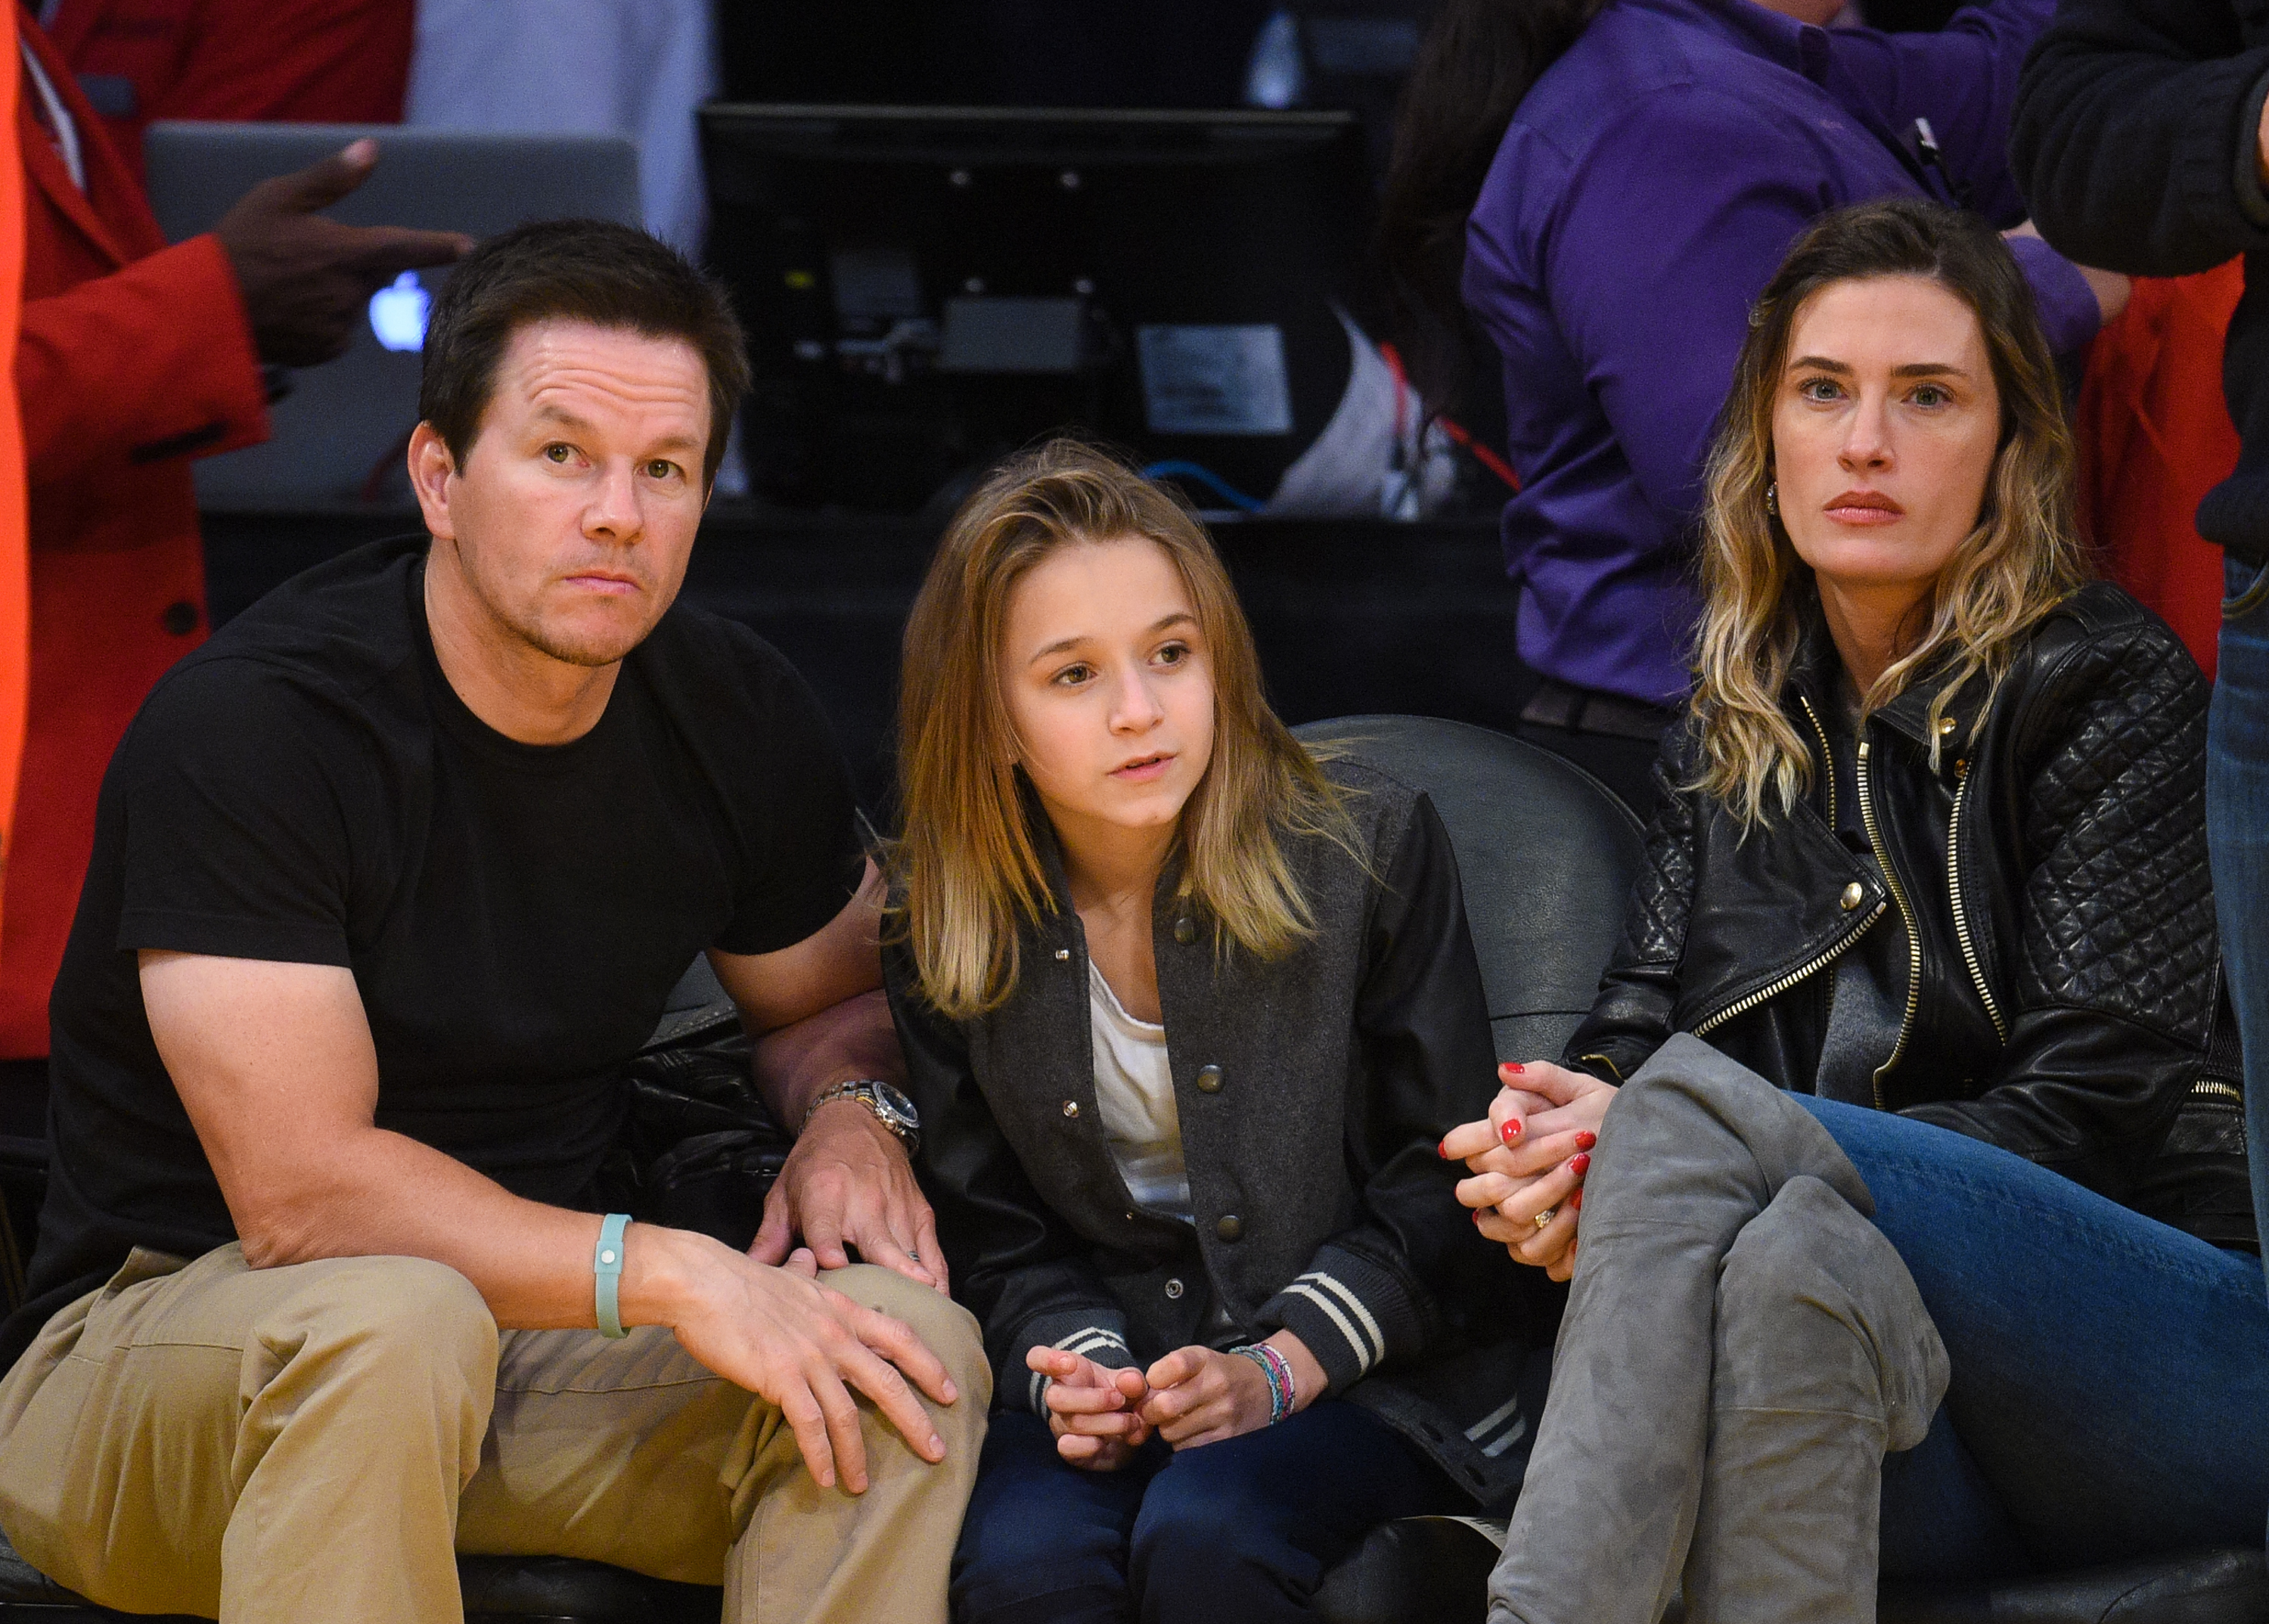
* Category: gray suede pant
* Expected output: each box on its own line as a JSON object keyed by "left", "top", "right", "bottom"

{"left": 1489, "top": 1036, "right": 1949, "bottom": 1624}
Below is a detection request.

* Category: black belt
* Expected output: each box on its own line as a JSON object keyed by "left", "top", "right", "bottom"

{"left": 1519, "top": 676, "right": 1678, "bottom": 744}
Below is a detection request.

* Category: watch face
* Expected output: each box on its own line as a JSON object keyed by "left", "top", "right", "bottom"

{"left": 872, "top": 1080, "right": 920, "bottom": 1128}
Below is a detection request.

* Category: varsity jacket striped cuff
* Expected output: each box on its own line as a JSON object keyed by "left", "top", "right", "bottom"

{"left": 1007, "top": 1308, "right": 1142, "bottom": 1417}
{"left": 1256, "top": 1241, "right": 1425, "bottom": 1396}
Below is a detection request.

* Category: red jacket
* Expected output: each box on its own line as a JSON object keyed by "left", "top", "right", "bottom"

{"left": 1, "top": 13, "right": 267, "bottom": 1055}
{"left": 39, "top": 0, "right": 411, "bottom": 179}
{"left": 2075, "top": 263, "right": 2246, "bottom": 682}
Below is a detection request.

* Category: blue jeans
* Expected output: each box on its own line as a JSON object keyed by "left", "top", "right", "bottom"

{"left": 951, "top": 1401, "right": 1464, "bottom": 1624}
{"left": 2209, "top": 553, "right": 2269, "bottom": 1295}
{"left": 1796, "top": 1095, "right": 2269, "bottom": 1576}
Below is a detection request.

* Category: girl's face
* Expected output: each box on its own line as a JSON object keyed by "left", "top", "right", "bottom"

{"left": 998, "top": 535, "right": 1216, "bottom": 848}
{"left": 1771, "top": 274, "right": 2001, "bottom": 607}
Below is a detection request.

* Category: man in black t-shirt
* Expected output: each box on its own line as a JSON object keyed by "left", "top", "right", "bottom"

{"left": 0, "top": 222, "right": 986, "bottom": 1623}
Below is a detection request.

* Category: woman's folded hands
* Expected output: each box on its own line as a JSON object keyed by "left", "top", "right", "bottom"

{"left": 1442, "top": 1060, "right": 1616, "bottom": 1281}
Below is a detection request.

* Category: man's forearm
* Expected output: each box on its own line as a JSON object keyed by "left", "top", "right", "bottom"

{"left": 235, "top": 1122, "right": 722, "bottom": 1331}
{"left": 751, "top": 986, "right": 907, "bottom": 1129}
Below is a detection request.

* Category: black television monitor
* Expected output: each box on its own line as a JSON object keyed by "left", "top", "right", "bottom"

{"left": 700, "top": 104, "right": 1374, "bottom": 513}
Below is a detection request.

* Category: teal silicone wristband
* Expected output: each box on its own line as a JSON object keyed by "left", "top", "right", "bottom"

{"left": 594, "top": 1213, "right": 631, "bottom": 1340}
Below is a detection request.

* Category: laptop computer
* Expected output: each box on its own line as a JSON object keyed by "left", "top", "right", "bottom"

{"left": 143, "top": 122, "right": 641, "bottom": 510}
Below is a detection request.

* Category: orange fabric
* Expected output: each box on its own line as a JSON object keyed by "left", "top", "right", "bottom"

{"left": 0, "top": 11, "right": 27, "bottom": 958}
{"left": 39, "top": 0, "right": 411, "bottom": 182}
{"left": 1, "top": 9, "right": 268, "bottom": 1055}
{"left": 2075, "top": 263, "right": 2246, "bottom": 679}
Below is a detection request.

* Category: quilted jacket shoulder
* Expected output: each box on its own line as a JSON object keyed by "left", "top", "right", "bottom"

{"left": 1566, "top": 584, "right": 2243, "bottom": 1230}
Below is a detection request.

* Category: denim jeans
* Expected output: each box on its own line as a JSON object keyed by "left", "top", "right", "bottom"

{"left": 1798, "top": 1095, "right": 2269, "bottom": 1576}
{"left": 2209, "top": 553, "right": 2269, "bottom": 1298}
{"left": 950, "top": 1401, "right": 1464, "bottom": 1624}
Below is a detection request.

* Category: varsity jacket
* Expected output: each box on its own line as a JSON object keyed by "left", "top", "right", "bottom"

{"left": 884, "top": 759, "right": 1558, "bottom": 1507}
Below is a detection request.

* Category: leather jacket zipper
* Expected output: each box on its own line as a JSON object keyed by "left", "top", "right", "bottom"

{"left": 1693, "top": 901, "right": 1886, "bottom": 1036}
{"left": 1799, "top": 694, "right": 1836, "bottom": 832}
{"left": 1857, "top": 737, "right": 1921, "bottom": 1107}
{"left": 1691, "top": 692, "right": 1886, "bottom": 1041}
{"left": 1947, "top": 761, "right": 2008, "bottom": 1045}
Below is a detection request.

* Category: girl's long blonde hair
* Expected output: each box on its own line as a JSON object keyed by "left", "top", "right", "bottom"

{"left": 892, "top": 440, "right": 1352, "bottom": 1020}
{"left": 1690, "top": 197, "right": 2087, "bottom": 828}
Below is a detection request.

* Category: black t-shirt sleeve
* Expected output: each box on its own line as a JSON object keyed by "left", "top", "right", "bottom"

{"left": 113, "top": 660, "right": 366, "bottom": 967}
{"left": 711, "top": 632, "right": 867, "bottom": 957}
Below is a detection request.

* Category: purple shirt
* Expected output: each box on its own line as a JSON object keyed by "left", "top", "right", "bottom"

{"left": 1462, "top": 0, "right": 2098, "bottom": 705}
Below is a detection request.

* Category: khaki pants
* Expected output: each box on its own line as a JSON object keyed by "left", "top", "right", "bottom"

{"left": 0, "top": 1244, "right": 990, "bottom": 1623}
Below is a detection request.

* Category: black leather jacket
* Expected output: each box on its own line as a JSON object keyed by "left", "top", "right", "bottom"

{"left": 1566, "top": 584, "right": 2251, "bottom": 1242}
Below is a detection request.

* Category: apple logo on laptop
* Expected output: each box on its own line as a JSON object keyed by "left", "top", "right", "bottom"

{"left": 369, "top": 271, "right": 431, "bottom": 353}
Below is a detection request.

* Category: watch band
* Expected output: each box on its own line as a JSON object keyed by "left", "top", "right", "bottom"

{"left": 803, "top": 1079, "right": 917, "bottom": 1152}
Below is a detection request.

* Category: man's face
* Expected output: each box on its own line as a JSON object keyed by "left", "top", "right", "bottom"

{"left": 413, "top": 318, "right": 711, "bottom": 669}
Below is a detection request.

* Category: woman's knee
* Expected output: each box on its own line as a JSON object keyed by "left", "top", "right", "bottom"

{"left": 1715, "top": 1178, "right": 1945, "bottom": 1448}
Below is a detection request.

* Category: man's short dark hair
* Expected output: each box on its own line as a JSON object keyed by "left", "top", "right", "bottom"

{"left": 419, "top": 219, "right": 751, "bottom": 488}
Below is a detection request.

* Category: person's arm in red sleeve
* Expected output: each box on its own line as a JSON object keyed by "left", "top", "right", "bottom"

{"left": 15, "top": 233, "right": 268, "bottom": 486}
{"left": 126, "top": 0, "right": 411, "bottom": 126}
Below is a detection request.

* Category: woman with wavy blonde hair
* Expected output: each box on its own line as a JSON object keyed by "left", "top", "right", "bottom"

{"left": 882, "top": 440, "right": 1538, "bottom": 1623}
{"left": 1438, "top": 198, "right": 2267, "bottom": 1622}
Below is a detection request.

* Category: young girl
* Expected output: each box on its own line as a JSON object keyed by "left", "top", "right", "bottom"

{"left": 883, "top": 441, "right": 1540, "bottom": 1624}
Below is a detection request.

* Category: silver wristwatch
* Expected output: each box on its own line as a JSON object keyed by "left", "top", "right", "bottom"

{"left": 804, "top": 1078, "right": 921, "bottom": 1156}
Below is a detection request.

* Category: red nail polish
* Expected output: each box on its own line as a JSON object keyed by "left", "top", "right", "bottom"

{"left": 1473, "top": 1209, "right": 1485, "bottom": 1224}
{"left": 1501, "top": 1062, "right": 1526, "bottom": 1075}
{"left": 1571, "top": 1188, "right": 1584, "bottom": 1212}
{"left": 1569, "top": 1153, "right": 1591, "bottom": 1178}
{"left": 1575, "top": 1131, "right": 1597, "bottom": 1151}
{"left": 1437, "top": 1138, "right": 1449, "bottom": 1159}
{"left": 1500, "top": 1118, "right": 1524, "bottom": 1146}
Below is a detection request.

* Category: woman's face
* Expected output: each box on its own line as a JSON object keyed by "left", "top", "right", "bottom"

{"left": 1771, "top": 275, "right": 2001, "bottom": 607}
{"left": 998, "top": 534, "right": 1216, "bottom": 847}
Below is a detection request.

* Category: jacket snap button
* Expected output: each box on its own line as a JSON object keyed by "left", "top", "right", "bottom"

{"left": 1173, "top": 916, "right": 1197, "bottom": 946}
{"left": 1054, "top": 949, "right": 1070, "bottom": 961}
{"left": 1215, "top": 1214, "right": 1243, "bottom": 1242}
{"left": 1839, "top": 881, "right": 1864, "bottom": 912}
{"left": 160, "top": 601, "right": 199, "bottom": 636}
{"left": 1938, "top": 716, "right": 1958, "bottom": 736}
{"left": 1196, "top": 1064, "right": 1224, "bottom": 1094}
{"left": 1164, "top": 1277, "right": 1184, "bottom": 1300}
{"left": 1062, "top": 1100, "right": 1080, "bottom": 1118}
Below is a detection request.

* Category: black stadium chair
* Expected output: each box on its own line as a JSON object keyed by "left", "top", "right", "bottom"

{"left": 0, "top": 716, "right": 2258, "bottom": 1621}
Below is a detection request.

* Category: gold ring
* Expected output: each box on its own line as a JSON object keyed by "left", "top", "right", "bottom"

{"left": 1533, "top": 1208, "right": 1557, "bottom": 1231}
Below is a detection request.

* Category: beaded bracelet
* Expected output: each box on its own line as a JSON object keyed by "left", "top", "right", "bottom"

{"left": 1231, "top": 1341, "right": 1296, "bottom": 1425}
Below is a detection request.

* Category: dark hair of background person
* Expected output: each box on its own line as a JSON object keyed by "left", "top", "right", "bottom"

{"left": 1689, "top": 194, "right": 2084, "bottom": 825}
{"left": 1376, "top": 0, "right": 1610, "bottom": 412}
{"left": 418, "top": 219, "right": 752, "bottom": 489}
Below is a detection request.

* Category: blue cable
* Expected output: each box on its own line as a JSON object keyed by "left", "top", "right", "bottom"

{"left": 1140, "top": 460, "right": 1265, "bottom": 513}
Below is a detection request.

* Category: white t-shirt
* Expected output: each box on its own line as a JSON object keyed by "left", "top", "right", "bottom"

{"left": 1088, "top": 961, "right": 1194, "bottom": 1225}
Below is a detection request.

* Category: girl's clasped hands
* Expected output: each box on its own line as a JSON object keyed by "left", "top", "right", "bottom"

{"left": 1026, "top": 1339, "right": 1317, "bottom": 1468}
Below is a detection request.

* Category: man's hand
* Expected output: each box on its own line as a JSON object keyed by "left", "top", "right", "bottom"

{"left": 1443, "top": 1060, "right": 1613, "bottom": 1281}
{"left": 750, "top": 1099, "right": 948, "bottom": 1290}
{"left": 213, "top": 139, "right": 471, "bottom": 368}
{"left": 1030, "top": 1347, "right": 1153, "bottom": 1470}
{"left": 635, "top": 1225, "right": 958, "bottom": 1493}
